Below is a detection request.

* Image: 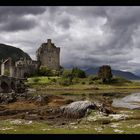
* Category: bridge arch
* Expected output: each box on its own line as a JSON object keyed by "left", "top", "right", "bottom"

{"left": 0, "top": 76, "right": 25, "bottom": 93}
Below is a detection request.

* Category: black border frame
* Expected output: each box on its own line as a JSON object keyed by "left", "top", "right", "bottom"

{"left": 0, "top": 0, "right": 140, "bottom": 6}
{"left": 0, "top": 0, "right": 140, "bottom": 139}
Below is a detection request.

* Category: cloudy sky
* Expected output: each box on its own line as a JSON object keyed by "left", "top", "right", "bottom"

{"left": 1, "top": 6, "right": 140, "bottom": 74}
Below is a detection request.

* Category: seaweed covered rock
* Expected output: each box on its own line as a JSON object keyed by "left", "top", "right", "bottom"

{"left": 60, "top": 100, "right": 97, "bottom": 119}
{"left": 0, "top": 92, "right": 17, "bottom": 104}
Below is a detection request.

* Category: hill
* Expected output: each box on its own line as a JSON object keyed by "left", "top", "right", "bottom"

{"left": 0, "top": 43, "right": 31, "bottom": 62}
{"left": 85, "top": 67, "right": 140, "bottom": 80}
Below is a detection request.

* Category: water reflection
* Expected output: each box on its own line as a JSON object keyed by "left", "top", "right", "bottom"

{"left": 112, "top": 93, "right": 140, "bottom": 109}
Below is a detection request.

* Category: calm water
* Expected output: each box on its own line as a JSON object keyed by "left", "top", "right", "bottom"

{"left": 112, "top": 93, "right": 140, "bottom": 109}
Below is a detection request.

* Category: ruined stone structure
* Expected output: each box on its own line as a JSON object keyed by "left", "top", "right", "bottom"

{"left": 36, "top": 39, "right": 60, "bottom": 71}
{"left": 0, "top": 58, "right": 36, "bottom": 93}
{"left": 1, "top": 58, "right": 13, "bottom": 77}
{"left": 0, "top": 39, "right": 60, "bottom": 79}
{"left": 0, "top": 75, "right": 26, "bottom": 93}
{"left": 0, "top": 39, "right": 61, "bottom": 93}
{"left": 0, "top": 57, "right": 38, "bottom": 78}
{"left": 14, "top": 58, "right": 38, "bottom": 78}
{"left": 0, "top": 39, "right": 60, "bottom": 78}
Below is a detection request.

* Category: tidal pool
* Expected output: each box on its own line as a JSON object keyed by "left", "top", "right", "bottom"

{"left": 112, "top": 93, "right": 140, "bottom": 109}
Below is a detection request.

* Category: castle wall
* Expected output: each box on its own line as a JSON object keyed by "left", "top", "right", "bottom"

{"left": 15, "top": 60, "right": 38, "bottom": 78}
{"left": 41, "top": 48, "right": 60, "bottom": 70}
{"left": 37, "top": 39, "right": 60, "bottom": 71}
{"left": 0, "top": 76, "right": 12, "bottom": 93}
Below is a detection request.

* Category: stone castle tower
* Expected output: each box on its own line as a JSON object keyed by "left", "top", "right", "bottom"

{"left": 36, "top": 39, "right": 60, "bottom": 71}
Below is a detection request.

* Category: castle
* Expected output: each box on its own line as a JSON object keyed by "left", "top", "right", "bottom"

{"left": 36, "top": 39, "right": 60, "bottom": 71}
{"left": 0, "top": 39, "right": 60, "bottom": 78}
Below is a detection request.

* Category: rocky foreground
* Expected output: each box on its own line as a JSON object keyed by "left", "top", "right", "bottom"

{"left": 0, "top": 91, "right": 116, "bottom": 125}
{"left": 0, "top": 91, "right": 140, "bottom": 134}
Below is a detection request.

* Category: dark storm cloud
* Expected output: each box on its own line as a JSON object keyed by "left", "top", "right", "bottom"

{"left": 1, "top": 6, "right": 140, "bottom": 73}
{"left": 0, "top": 6, "right": 46, "bottom": 31}
{"left": 54, "top": 6, "right": 140, "bottom": 73}
{"left": 0, "top": 6, "right": 46, "bottom": 17}
{"left": 0, "top": 16, "right": 37, "bottom": 31}
{"left": 58, "top": 18, "right": 72, "bottom": 29}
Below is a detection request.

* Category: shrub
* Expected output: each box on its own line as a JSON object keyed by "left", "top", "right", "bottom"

{"left": 50, "top": 78, "right": 56, "bottom": 83}
{"left": 58, "top": 78, "right": 73, "bottom": 86}
{"left": 72, "top": 77, "right": 80, "bottom": 84}
{"left": 59, "top": 66, "right": 64, "bottom": 76}
{"left": 62, "top": 67, "right": 86, "bottom": 79}
{"left": 62, "top": 70, "right": 73, "bottom": 78}
{"left": 98, "top": 65, "right": 113, "bottom": 83}
{"left": 88, "top": 75, "right": 99, "bottom": 81}
{"left": 38, "top": 66, "right": 53, "bottom": 76}
{"left": 72, "top": 67, "right": 86, "bottom": 78}
{"left": 52, "top": 70, "right": 60, "bottom": 76}
{"left": 88, "top": 81, "right": 94, "bottom": 85}
{"left": 111, "top": 77, "right": 131, "bottom": 84}
{"left": 81, "top": 81, "right": 85, "bottom": 84}
{"left": 32, "top": 77, "right": 40, "bottom": 83}
{"left": 25, "top": 69, "right": 38, "bottom": 78}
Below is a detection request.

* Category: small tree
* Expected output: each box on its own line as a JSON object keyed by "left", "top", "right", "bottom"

{"left": 62, "top": 69, "right": 73, "bottom": 78}
{"left": 38, "top": 66, "right": 53, "bottom": 76}
{"left": 98, "top": 65, "right": 112, "bottom": 83}
{"left": 61, "top": 70, "right": 73, "bottom": 84}
{"left": 59, "top": 66, "right": 64, "bottom": 76}
{"left": 72, "top": 67, "right": 86, "bottom": 78}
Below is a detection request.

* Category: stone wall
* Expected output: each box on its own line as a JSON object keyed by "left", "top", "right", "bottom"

{"left": 0, "top": 76, "right": 15, "bottom": 93}
{"left": 0, "top": 75, "right": 26, "bottom": 93}
{"left": 15, "top": 59, "right": 38, "bottom": 78}
{"left": 1, "top": 58, "right": 12, "bottom": 76}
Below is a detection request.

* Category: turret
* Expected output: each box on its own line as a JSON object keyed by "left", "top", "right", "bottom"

{"left": 47, "top": 39, "right": 51, "bottom": 44}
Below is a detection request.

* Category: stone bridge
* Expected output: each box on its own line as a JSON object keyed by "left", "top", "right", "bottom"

{"left": 0, "top": 75, "right": 26, "bottom": 93}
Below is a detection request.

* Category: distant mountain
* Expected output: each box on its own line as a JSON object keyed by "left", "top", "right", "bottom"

{"left": 85, "top": 67, "right": 140, "bottom": 80}
{"left": 0, "top": 43, "right": 31, "bottom": 62}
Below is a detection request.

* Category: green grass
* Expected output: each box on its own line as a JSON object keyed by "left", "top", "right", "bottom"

{"left": 0, "top": 109, "right": 139, "bottom": 134}
{"left": 27, "top": 76, "right": 140, "bottom": 88}
{"left": 27, "top": 76, "right": 59, "bottom": 85}
{"left": 26, "top": 76, "right": 140, "bottom": 99}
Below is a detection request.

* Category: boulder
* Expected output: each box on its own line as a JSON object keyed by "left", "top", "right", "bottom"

{"left": 60, "top": 100, "right": 97, "bottom": 119}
